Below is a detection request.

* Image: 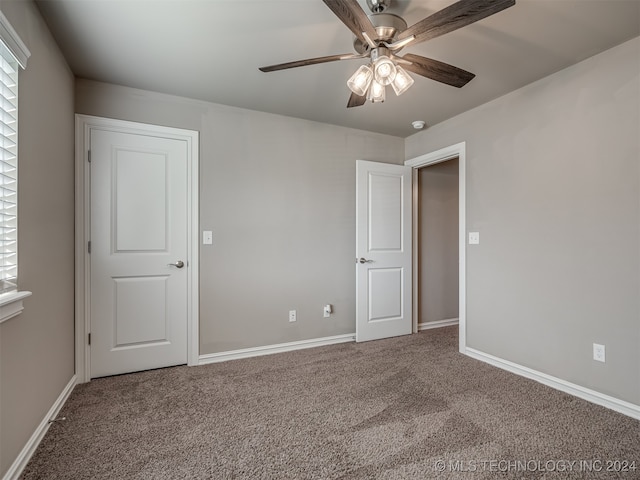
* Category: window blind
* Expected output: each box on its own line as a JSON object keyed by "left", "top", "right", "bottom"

{"left": 0, "top": 40, "right": 18, "bottom": 293}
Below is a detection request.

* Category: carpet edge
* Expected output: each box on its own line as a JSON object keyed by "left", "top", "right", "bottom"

{"left": 466, "top": 347, "right": 640, "bottom": 421}
{"left": 3, "top": 374, "right": 77, "bottom": 480}
{"left": 199, "top": 333, "right": 356, "bottom": 365}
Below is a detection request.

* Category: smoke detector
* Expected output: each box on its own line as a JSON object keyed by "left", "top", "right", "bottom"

{"left": 412, "top": 120, "right": 426, "bottom": 130}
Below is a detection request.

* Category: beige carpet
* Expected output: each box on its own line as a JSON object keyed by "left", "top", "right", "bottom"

{"left": 22, "top": 327, "right": 639, "bottom": 479}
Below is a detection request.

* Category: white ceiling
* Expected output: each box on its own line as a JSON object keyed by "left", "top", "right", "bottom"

{"left": 35, "top": 0, "right": 640, "bottom": 137}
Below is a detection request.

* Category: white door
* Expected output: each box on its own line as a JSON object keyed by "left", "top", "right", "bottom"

{"left": 90, "top": 128, "right": 189, "bottom": 378}
{"left": 356, "top": 160, "right": 412, "bottom": 342}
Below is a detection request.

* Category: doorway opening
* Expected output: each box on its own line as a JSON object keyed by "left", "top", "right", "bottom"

{"left": 417, "top": 158, "right": 459, "bottom": 331}
{"left": 406, "top": 142, "right": 466, "bottom": 353}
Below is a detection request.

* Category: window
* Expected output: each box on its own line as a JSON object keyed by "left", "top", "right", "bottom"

{"left": 0, "top": 11, "right": 29, "bottom": 295}
{"left": 0, "top": 41, "right": 18, "bottom": 293}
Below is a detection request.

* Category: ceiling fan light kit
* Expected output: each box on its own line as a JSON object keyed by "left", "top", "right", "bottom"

{"left": 348, "top": 46, "right": 411, "bottom": 102}
{"left": 259, "top": 0, "right": 516, "bottom": 108}
{"left": 347, "top": 50, "right": 414, "bottom": 102}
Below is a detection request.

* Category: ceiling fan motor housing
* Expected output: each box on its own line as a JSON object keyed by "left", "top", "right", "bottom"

{"left": 353, "top": 13, "right": 408, "bottom": 53}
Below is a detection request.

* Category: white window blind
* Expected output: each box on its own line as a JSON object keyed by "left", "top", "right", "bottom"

{"left": 0, "top": 39, "right": 18, "bottom": 293}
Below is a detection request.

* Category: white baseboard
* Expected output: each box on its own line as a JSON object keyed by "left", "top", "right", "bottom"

{"left": 3, "top": 375, "right": 77, "bottom": 480}
{"left": 199, "top": 333, "right": 355, "bottom": 365}
{"left": 418, "top": 318, "right": 459, "bottom": 331}
{"left": 465, "top": 348, "right": 640, "bottom": 421}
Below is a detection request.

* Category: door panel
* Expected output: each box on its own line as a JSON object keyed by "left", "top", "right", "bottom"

{"left": 114, "top": 150, "right": 168, "bottom": 252}
{"left": 113, "top": 275, "right": 169, "bottom": 347}
{"left": 90, "top": 129, "right": 188, "bottom": 378}
{"left": 356, "top": 160, "right": 412, "bottom": 342}
{"left": 369, "top": 173, "right": 403, "bottom": 251}
{"left": 368, "top": 267, "right": 403, "bottom": 321}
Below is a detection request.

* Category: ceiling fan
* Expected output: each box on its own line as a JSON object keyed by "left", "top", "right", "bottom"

{"left": 259, "top": 0, "right": 515, "bottom": 107}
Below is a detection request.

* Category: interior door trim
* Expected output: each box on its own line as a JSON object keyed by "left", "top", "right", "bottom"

{"left": 74, "top": 114, "right": 200, "bottom": 383}
{"left": 405, "top": 142, "right": 466, "bottom": 354}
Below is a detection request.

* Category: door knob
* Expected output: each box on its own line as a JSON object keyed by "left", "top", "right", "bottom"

{"left": 358, "top": 257, "right": 373, "bottom": 264}
{"left": 168, "top": 260, "right": 185, "bottom": 268}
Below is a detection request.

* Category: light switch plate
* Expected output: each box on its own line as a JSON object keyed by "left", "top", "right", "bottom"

{"left": 469, "top": 232, "right": 480, "bottom": 244}
{"left": 203, "top": 231, "right": 213, "bottom": 245}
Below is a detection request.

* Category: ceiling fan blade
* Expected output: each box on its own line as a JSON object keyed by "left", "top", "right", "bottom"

{"left": 347, "top": 92, "right": 367, "bottom": 108}
{"left": 397, "top": 0, "right": 515, "bottom": 46}
{"left": 322, "top": 0, "right": 378, "bottom": 45}
{"left": 259, "top": 53, "right": 362, "bottom": 72}
{"left": 400, "top": 53, "right": 475, "bottom": 88}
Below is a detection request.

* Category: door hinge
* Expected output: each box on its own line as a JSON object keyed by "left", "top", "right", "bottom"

{"left": 88, "top": 333, "right": 91, "bottom": 345}
{"left": 88, "top": 241, "right": 91, "bottom": 253}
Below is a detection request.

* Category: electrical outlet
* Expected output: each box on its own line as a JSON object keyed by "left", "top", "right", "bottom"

{"left": 593, "top": 343, "right": 606, "bottom": 363}
{"left": 323, "top": 304, "right": 332, "bottom": 318}
{"left": 289, "top": 310, "right": 297, "bottom": 322}
{"left": 469, "top": 232, "right": 480, "bottom": 244}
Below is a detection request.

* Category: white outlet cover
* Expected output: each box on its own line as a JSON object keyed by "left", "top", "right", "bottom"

{"left": 469, "top": 232, "right": 480, "bottom": 244}
{"left": 593, "top": 343, "right": 606, "bottom": 362}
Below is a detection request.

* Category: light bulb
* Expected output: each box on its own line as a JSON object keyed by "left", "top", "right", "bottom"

{"left": 367, "top": 79, "right": 386, "bottom": 103}
{"left": 391, "top": 66, "right": 414, "bottom": 96}
{"left": 378, "top": 63, "right": 392, "bottom": 77}
{"left": 373, "top": 56, "right": 396, "bottom": 86}
{"left": 347, "top": 64, "right": 373, "bottom": 97}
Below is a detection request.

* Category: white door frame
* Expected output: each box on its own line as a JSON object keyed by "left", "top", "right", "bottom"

{"left": 405, "top": 142, "right": 466, "bottom": 353}
{"left": 74, "top": 114, "right": 200, "bottom": 383}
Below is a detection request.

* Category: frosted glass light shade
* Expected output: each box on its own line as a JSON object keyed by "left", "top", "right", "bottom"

{"left": 391, "top": 66, "right": 414, "bottom": 96}
{"left": 347, "top": 64, "right": 373, "bottom": 96}
{"left": 367, "top": 79, "right": 385, "bottom": 103}
{"left": 373, "top": 56, "right": 396, "bottom": 86}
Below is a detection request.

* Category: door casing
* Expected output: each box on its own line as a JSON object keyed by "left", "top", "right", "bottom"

{"left": 405, "top": 142, "right": 466, "bottom": 353}
{"left": 74, "top": 114, "right": 200, "bottom": 383}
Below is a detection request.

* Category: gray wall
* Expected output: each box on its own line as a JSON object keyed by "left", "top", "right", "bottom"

{"left": 418, "top": 159, "right": 459, "bottom": 325}
{"left": 0, "top": 0, "right": 75, "bottom": 476}
{"left": 406, "top": 37, "right": 640, "bottom": 405}
{"left": 75, "top": 79, "right": 405, "bottom": 354}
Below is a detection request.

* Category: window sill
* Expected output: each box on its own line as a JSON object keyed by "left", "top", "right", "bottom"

{"left": 0, "top": 291, "right": 32, "bottom": 324}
